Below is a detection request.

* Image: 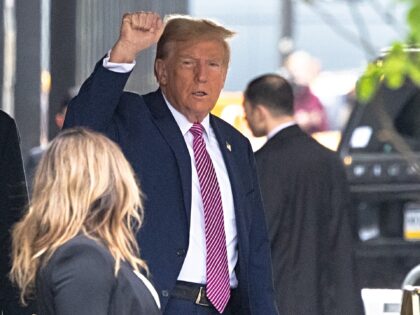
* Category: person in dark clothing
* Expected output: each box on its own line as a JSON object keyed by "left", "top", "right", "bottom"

{"left": 243, "top": 74, "right": 364, "bottom": 315}
{"left": 10, "top": 128, "right": 161, "bottom": 315}
{"left": 0, "top": 110, "right": 35, "bottom": 315}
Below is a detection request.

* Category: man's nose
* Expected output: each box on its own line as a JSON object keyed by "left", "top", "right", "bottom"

{"left": 195, "top": 62, "right": 208, "bottom": 82}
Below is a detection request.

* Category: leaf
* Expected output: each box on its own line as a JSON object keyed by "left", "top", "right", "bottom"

{"left": 364, "top": 62, "right": 382, "bottom": 77}
{"left": 382, "top": 55, "right": 407, "bottom": 76}
{"left": 407, "top": 4, "right": 420, "bottom": 42}
{"left": 407, "top": 61, "right": 420, "bottom": 84}
{"left": 386, "top": 72, "right": 405, "bottom": 89}
{"left": 389, "top": 42, "right": 405, "bottom": 55}
{"left": 356, "top": 75, "right": 379, "bottom": 103}
{"left": 380, "top": 48, "right": 409, "bottom": 89}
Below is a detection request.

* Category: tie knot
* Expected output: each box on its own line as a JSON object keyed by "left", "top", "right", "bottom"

{"left": 190, "top": 122, "right": 203, "bottom": 138}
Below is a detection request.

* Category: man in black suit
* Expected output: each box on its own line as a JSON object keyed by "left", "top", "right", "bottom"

{"left": 64, "top": 12, "right": 277, "bottom": 315}
{"left": 0, "top": 110, "right": 34, "bottom": 315}
{"left": 243, "top": 74, "right": 364, "bottom": 315}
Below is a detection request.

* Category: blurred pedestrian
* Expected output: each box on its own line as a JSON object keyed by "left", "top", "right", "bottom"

{"left": 10, "top": 128, "right": 161, "bottom": 315}
{"left": 25, "top": 89, "right": 74, "bottom": 194}
{"left": 243, "top": 74, "right": 364, "bottom": 315}
{"left": 284, "top": 50, "right": 328, "bottom": 134}
{"left": 64, "top": 11, "right": 277, "bottom": 315}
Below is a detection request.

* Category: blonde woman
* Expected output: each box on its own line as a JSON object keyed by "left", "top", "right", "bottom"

{"left": 10, "top": 128, "right": 160, "bottom": 315}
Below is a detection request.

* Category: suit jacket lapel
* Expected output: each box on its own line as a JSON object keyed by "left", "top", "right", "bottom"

{"left": 143, "top": 90, "right": 192, "bottom": 226}
{"left": 210, "top": 116, "right": 243, "bottom": 223}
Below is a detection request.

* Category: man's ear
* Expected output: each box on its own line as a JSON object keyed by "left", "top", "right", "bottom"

{"left": 256, "top": 104, "right": 268, "bottom": 121}
{"left": 154, "top": 59, "right": 167, "bottom": 85}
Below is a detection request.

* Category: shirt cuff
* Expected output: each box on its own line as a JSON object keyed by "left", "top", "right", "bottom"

{"left": 102, "top": 50, "right": 136, "bottom": 73}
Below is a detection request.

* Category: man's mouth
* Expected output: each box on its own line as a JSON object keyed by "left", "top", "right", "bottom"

{"left": 192, "top": 91, "right": 208, "bottom": 97}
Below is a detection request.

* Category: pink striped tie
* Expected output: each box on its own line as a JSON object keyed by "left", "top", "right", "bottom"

{"left": 190, "top": 122, "right": 230, "bottom": 313}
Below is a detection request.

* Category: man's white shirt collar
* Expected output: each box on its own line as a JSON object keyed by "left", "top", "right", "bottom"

{"left": 162, "top": 92, "right": 211, "bottom": 138}
{"left": 267, "top": 121, "right": 297, "bottom": 139}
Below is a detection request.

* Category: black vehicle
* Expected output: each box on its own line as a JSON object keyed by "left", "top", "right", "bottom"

{"left": 338, "top": 79, "right": 420, "bottom": 290}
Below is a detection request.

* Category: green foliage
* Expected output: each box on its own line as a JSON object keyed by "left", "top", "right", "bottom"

{"left": 407, "top": 3, "right": 420, "bottom": 43}
{"left": 356, "top": 63, "right": 381, "bottom": 102}
{"left": 357, "top": 0, "right": 420, "bottom": 102}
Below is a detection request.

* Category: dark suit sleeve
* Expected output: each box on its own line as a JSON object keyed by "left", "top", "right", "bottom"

{"left": 63, "top": 58, "right": 131, "bottom": 140}
{"left": 47, "top": 242, "right": 115, "bottom": 315}
{"left": 0, "top": 113, "right": 33, "bottom": 315}
{"left": 246, "top": 143, "right": 279, "bottom": 315}
{"left": 328, "top": 158, "right": 364, "bottom": 314}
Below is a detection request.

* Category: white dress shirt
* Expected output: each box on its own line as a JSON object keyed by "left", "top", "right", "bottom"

{"left": 103, "top": 55, "right": 238, "bottom": 288}
{"left": 267, "top": 121, "right": 297, "bottom": 139}
{"left": 164, "top": 96, "right": 238, "bottom": 288}
{"left": 103, "top": 52, "right": 136, "bottom": 72}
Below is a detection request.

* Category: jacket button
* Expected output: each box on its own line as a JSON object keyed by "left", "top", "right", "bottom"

{"left": 176, "top": 249, "right": 186, "bottom": 256}
{"left": 162, "top": 290, "right": 169, "bottom": 297}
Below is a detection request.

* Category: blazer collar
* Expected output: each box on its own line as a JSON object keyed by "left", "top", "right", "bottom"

{"left": 210, "top": 117, "right": 244, "bottom": 227}
{"left": 268, "top": 124, "right": 305, "bottom": 143}
{"left": 143, "top": 89, "right": 192, "bottom": 226}
{"left": 267, "top": 121, "right": 297, "bottom": 139}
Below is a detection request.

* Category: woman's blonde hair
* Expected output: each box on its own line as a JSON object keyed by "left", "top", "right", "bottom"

{"left": 10, "top": 127, "right": 147, "bottom": 304}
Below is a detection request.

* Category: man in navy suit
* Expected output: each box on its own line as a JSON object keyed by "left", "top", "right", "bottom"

{"left": 64, "top": 12, "right": 277, "bottom": 315}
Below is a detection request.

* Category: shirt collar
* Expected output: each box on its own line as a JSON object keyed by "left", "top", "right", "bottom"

{"left": 162, "top": 92, "right": 211, "bottom": 137}
{"left": 267, "top": 121, "right": 297, "bottom": 139}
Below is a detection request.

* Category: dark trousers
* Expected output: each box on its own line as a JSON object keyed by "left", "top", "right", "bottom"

{"left": 163, "top": 283, "right": 242, "bottom": 315}
{"left": 163, "top": 296, "right": 235, "bottom": 315}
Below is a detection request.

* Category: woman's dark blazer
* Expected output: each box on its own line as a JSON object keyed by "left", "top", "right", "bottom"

{"left": 36, "top": 235, "right": 161, "bottom": 315}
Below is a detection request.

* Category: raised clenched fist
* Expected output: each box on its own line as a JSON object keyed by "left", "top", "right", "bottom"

{"left": 110, "top": 11, "right": 164, "bottom": 63}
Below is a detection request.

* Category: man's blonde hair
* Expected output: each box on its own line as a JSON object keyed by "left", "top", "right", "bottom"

{"left": 10, "top": 128, "right": 147, "bottom": 304}
{"left": 155, "top": 15, "right": 235, "bottom": 66}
